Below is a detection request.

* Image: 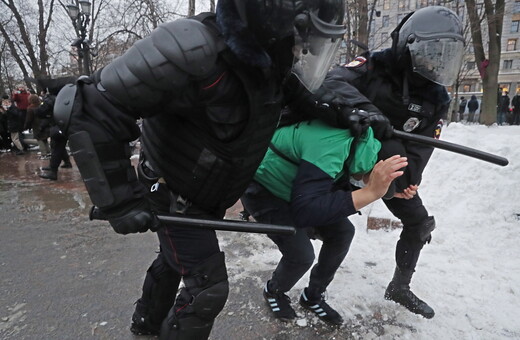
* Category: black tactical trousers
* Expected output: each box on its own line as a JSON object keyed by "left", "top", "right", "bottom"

{"left": 136, "top": 159, "right": 227, "bottom": 340}
{"left": 384, "top": 194, "right": 430, "bottom": 272}
{"left": 49, "top": 127, "right": 70, "bottom": 170}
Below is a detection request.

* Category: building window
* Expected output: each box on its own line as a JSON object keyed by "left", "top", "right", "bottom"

{"left": 398, "top": 0, "right": 408, "bottom": 10}
{"left": 417, "top": 0, "right": 428, "bottom": 8}
{"left": 339, "top": 54, "right": 348, "bottom": 65}
{"left": 383, "top": 0, "right": 390, "bottom": 10}
{"left": 463, "top": 85, "right": 471, "bottom": 92}
{"left": 397, "top": 13, "right": 406, "bottom": 25}
{"left": 369, "top": 18, "right": 376, "bottom": 35}
{"left": 507, "top": 39, "right": 517, "bottom": 51}
{"left": 503, "top": 60, "right": 513, "bottom": 69}
{"left": 515, "top": 1, "right": 520, "bottom": 13}
{"left": 512, "top": 21, "right": 520, "bottom": 33}
{"left": 382, "top": 15, "right": 390, "bottom": 27}
{"left": 466, "top": 61, "right": 475, "bottom": 70}
{"left": 381, "top": 32, "right": 389, "bottom": 45}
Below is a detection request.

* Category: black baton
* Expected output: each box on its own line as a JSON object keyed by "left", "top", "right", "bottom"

{"left": 156, "top": 215, "right": 296, "bottom": 235}
{"left": 89, "top": 206, "right": 295, "bottom": 235}
{"left": 393, "top": 129, "right": 509, "bottom": 167}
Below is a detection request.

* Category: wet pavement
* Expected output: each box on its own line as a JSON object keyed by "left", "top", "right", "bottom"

{"left": 0, "top": 150, "right": 387, "bottom": 340}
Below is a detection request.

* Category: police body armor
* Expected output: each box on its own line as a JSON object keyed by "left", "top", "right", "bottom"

{"left": 57, "top": 13, "right": 283, "bottom": 215}
{"left": 141, "top": 52, "right": 282, "bottom": 214}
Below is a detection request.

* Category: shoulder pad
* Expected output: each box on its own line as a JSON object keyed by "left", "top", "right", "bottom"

{"left": 152, "top": 19, "right": 225, "bottom": 77}
{"left": 54, "top": 83, "right": 77, "bottom": 133}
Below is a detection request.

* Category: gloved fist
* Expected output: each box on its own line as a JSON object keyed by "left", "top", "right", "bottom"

{"left": 367, "top": 111, "right": 393, "bottom": 140}
{"left": 104, "top": 199, "right": 161, "bottom": 235}
{"left": 341, "top": 108, "right": 370, "bottom": 137}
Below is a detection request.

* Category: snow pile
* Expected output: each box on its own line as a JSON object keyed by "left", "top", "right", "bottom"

{"left": 227, "top": 123, "right": 520, "bottom": 339}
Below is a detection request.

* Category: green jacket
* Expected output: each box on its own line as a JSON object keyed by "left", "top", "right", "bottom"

{"left": 254, "top": 119, "right": 381, "bottom": 202}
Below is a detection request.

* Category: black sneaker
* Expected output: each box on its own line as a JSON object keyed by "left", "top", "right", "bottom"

{"left": 384, "top": 281, "right": 435, "bottom": 319}
{"left": 130, "top": 300, "right": 160, "bottom": 336}
{"left": 299, "top": 289, "right": 343, "bottom": 326}
{"left": 263, "top": 282, "right": 296, "bottom": 321}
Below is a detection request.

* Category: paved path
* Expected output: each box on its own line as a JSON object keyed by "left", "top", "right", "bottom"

{"left": 1, "top": 151, "right": 390, "bottom": 340}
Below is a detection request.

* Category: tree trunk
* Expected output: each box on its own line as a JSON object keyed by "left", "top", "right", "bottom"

{"left": 465, "top": 0, "right": 505, "bottom": 125}
{"left": 357, "top": 0, "right": 369, "bottom": 48}
{"left": 188, "top": 0, "right": 195, "bottom": 16}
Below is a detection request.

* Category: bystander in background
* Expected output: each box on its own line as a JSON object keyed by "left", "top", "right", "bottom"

{"left": 1, "top": 96, "right": 24, "bottom": 155}
{"left": 511, "top": 91, "right": 520, "bottom": 125}
{"left": 467, "top": 95, "right": 479, "bottom": 123}
{"left": 25, "top": 94, "right": 51, "bottom": 158}
{"left": 458, "top": 96, "right": 467, "bottom": 122}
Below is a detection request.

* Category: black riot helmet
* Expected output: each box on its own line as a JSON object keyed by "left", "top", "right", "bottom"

{"left": 391, "top": 6, "right": 465, "bottom": 86}
{"left": 226, "top": 0, "right": 346, "bottom": 93}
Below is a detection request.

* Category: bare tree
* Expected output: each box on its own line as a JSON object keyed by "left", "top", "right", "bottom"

{"left": 0, "top": 0, "right": 55, "bottom": 92}
{"left": 465, "top": 0, "right": 505, "bottom": 125}
{"left": 188, "top": 0, "right": 195, "bottom": 16}
{"left": 440, "top": 0, "right": 481, "bottom": 123}
{"left": 0, "top": 38, "right": 17, "bottom": 94}
{"left": 343, "top": 0, "right": 384, "bottom": 59}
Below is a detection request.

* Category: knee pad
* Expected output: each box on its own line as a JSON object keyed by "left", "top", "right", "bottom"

{"left": 401, "top": 216, "right": 436, "bottom": 244}
{"left": 160, "top": 252, "right": 229, "bottom": 340}
{"left": 185, "top": 279, "right": 229, "bottom": 320}
{"left": 179, "top": 252, "right": 229, "bottom": 320}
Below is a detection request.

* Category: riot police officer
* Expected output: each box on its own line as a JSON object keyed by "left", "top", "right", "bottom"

{"left": 313, "top": 6, "right": 465, "bottom": 318}
{"left": 54, "top": 0, "right": 346, "bottom": 339}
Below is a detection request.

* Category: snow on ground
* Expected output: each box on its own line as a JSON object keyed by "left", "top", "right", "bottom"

{"left": 224, "top": 123, "right": 520, "bottom": 339}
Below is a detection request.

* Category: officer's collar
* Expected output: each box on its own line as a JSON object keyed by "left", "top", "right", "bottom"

{"left": 215, "top": 0, "right": 272, "bottom": 69}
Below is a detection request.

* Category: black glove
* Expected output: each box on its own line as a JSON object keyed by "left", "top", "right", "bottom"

{"left": 340, "top": 108, "right": 370, "bottom": 137}
{"left": 312, "top": 86, "right": 343, "bottom": 111}
{"left": 367, "top": 111, "right": 393, "bottom": 140}
{"left": 103, "top": 199, "right": 160, "bottom": 235}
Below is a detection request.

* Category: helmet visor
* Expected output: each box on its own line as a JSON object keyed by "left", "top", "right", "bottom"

{"left": 291, "top": 12, "right": 346, "bottom": 93}
{"left": 409, "top": 38, "right": 464, "bottom": 86}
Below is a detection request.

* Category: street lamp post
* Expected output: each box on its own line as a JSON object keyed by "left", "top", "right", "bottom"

{"left": 66, "top": 0, "right": 92, "bottom": 76}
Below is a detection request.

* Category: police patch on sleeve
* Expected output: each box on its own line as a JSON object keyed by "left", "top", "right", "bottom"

{"left": 343, "top": 56, "right": 367, "bottom": 68}
{"left": 434, "top": 120, "right": 443, "bottom": 139}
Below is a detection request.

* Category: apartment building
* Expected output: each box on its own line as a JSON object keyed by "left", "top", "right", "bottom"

{"left": 337, "top": 1, "right": 520, "bottom": 97}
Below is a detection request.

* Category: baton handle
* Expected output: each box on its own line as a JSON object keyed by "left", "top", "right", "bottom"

{"left": 393, "top": 129, "right": 509, "bottom": 167}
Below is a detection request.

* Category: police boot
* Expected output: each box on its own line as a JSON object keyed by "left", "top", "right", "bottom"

{"left": 384, "top": 267, "right": 435, "bottom": 319}
{"left": 61, "top": 161, "right": 72, "bottom": 168}
{"left": 160, "top": 252, "right": 229, "bottom": 340}
{"left": 39, "top": 169, "right": 57, "bottom": 181}
{"left": 131, "top": 299, "right": 161, "bottom": 336}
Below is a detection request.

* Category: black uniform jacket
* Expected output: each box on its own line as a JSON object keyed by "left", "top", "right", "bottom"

{"left": 323, "top": 49, "right": 450, "bottom": 189}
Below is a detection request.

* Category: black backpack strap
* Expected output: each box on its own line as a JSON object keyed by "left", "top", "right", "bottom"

{"left": 268, "top": 142, "right": 299, "bottom": 166}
